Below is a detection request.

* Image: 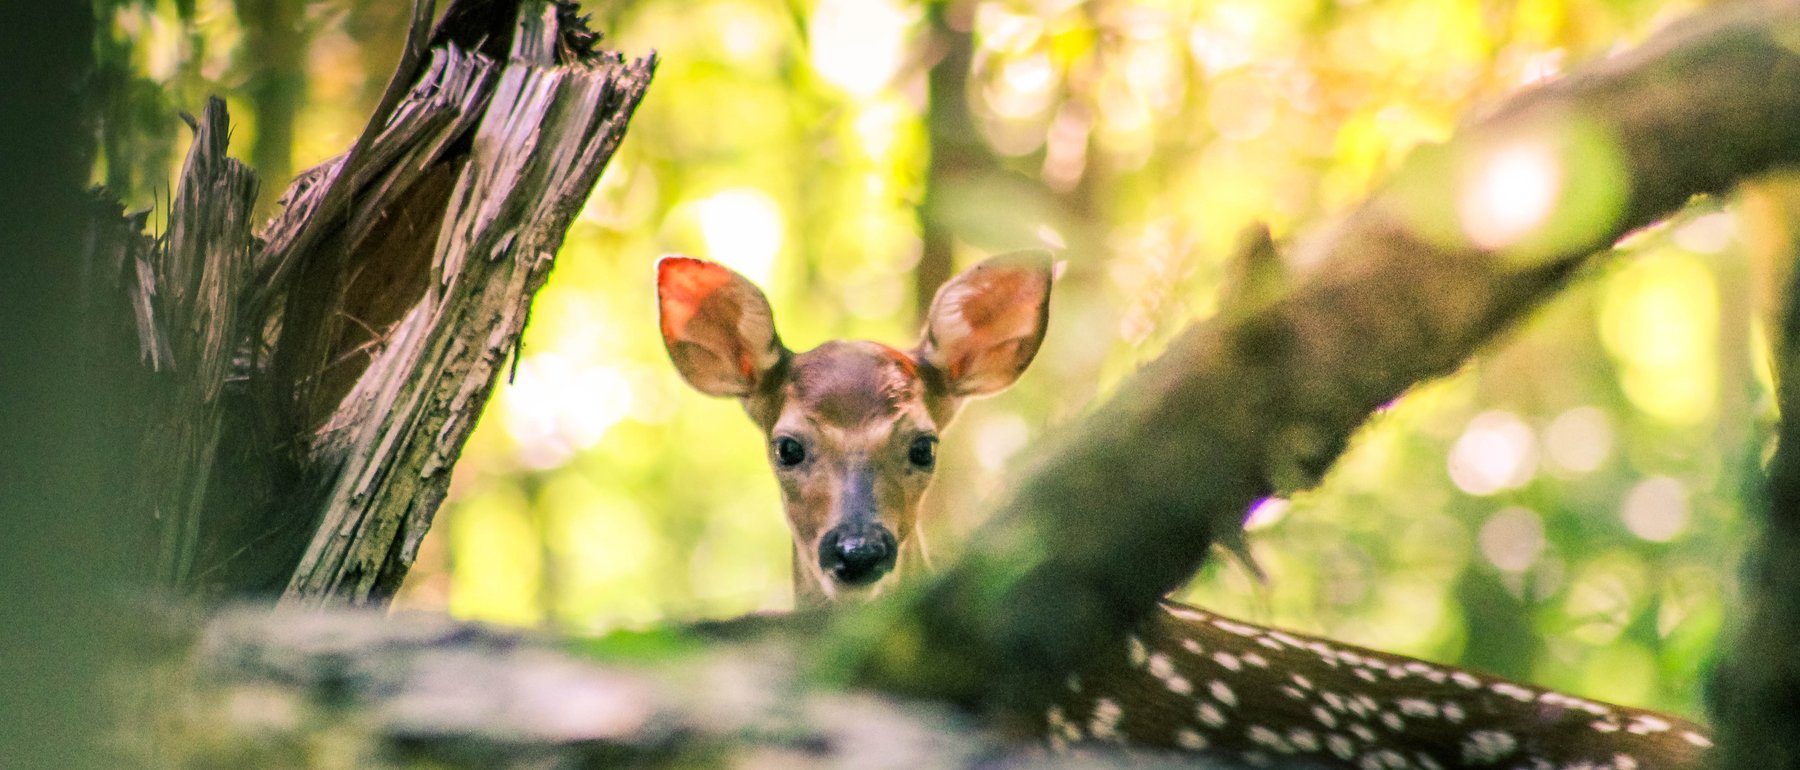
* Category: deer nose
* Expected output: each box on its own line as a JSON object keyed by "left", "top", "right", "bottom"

{"left": 818, "top": 526, "right": 897, "bottom": 586}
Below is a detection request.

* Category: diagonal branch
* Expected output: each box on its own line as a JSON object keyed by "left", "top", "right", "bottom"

{"left": 846, "top": 2, "right": 1800, "bottom": 715}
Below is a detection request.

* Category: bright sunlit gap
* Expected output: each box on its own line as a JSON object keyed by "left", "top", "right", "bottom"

{"left": 809, "top": 0, "right": 913, "bottom": 97}
{"left": 1447, "top": 410, "right": 1538, "bottom": 496}
{"left": 1542, "top": 405, "right": 1612, "bottom": 475}
{"left": 1621, "top": 476, "right": 1690, "bottom": 543}
{"left": 1478, "top": 505, "right": 1545, "bottom": 573}
{"left": 1188, "top": 4, "right": 1259, "bottom": 75}
{"left": 502, "top": 354, "right": 635, "bottom": 470}
{"left": 974, "top": 412, "right": 1030, "bottom": 471}
{"left": 1458, "top": 137, "right": 1563, "bottom": 251}
{"left": 693, "top": 188, "right": 784, "bottom": 285}
{"left": 1599, "top": 251, "right": 1719, "bottom": 424}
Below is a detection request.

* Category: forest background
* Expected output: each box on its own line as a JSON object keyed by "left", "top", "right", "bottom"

{"left": 94, "top": 0, "right": 1748, "bottom": 721}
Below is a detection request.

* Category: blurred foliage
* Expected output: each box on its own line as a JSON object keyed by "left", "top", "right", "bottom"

{"left": 98, "top": 0, "right": 1765, "bottom": 719}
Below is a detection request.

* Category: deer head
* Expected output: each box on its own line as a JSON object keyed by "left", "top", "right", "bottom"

{"left": 656, "top": 252, "right": 1052, "bottom": 606}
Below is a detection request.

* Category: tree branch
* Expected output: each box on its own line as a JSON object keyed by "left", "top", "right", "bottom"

{"left": 847, "top": 2, "right": 1800, "bottom": 715}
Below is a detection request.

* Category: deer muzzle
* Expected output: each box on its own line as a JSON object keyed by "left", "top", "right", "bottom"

{"left": 817, "top": 463, "right": 897, "bottom": 586}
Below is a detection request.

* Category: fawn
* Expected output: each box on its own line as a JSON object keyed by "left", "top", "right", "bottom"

{"left": 656, "top": 252, "right": 1712, "bottom": 768}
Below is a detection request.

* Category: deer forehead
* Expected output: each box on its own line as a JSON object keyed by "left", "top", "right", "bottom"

{"left": 775, "top": 341, "right": 934, "bottom": 436}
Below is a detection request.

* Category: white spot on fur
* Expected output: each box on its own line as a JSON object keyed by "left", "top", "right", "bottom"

{"left": 1181, "top": 638, "right": 1204, "bottom": 656}
{"left": 1280, "top": 685, "right": 1307, "bottom": 701}
{"left": 1210, "top": 679, "right": 1238, "bottom": 707}
{"left": 1322, "top": 691, "right": 1347, "bottom": 712}
{"left": 1089, "top": 698, "right": 1124, "bottom": 742}
{"left": 1404, "top": 662, "right": 1446, "bottom": 684}
{"left": 1243, "top": 651, "right": 1270, "bottom": 668}
{"left": 1126, "top": 635, "right": 1148, "bottom": 667}
{"left": 1683, "top": 730, "right": 1713, "bottom": 748}
{"left": 1168, "top": 605, "right": 1210, "bottom": 622}
{"left": 1288, "top": 727, "right": 1319, "bottom": 752}
{"left": 1197, "top": 701, "right": 1228, "bottom": 728}
{"left": 1248, "top": 724, "right": 1292, "bottom": 753}
{"left": 1215, "top": 618, "right": 1264, "bottom": 636}
{"left": 1048, "top": 704, "right": 1082, "bottom": 741}
{"left": 1350, "top": 723, "right": 1377, "bottom": 742}
{"left": 1398, "top": 698, "right": 1439, "bottom": 719}
{"left": 1291, "top": 674, "right": 1314, "bottom": 690}
{"left": 1312, "top": 705, "right": 1338, "bottom": 728}
{"left": 1213, "top": 651, "right": 1243, "bottom": 671}
{"left": 1452, "top": 671, "right": 1482, "bottom": 689}
{"left": 1441, "top": 702, "right": 1466, "bottom": 723}
{"left": 1327, "top": 733, "right": 1355, "bottom": 759}
{"left": 1308, "top": 642, "right": 1340, "bottom": 666}
{"left": 1492, "top": 682, "right": 1535, "bottom": 702}
{"left": 1626, "top": 715, "right": 1671, "bottom": 735}
{"left": 1148, "top": 652, "right": 1176, "bottom": 679}
{"left": 1269, "top": 631, "right": 1305, "bottom": 648}
{"left": 1175, "top": 728, "right": 1209, "bottom": 750}
{"left": 1380, "top": 711, "right": 1405, "bottom": 731}
{"left": 1461, "top": 729, "right": 1518, "bottom": 764}
{"left": 1592, "top": 719, "right": 1621, "bottom": 733}
{"left": 1166, "top": 675, "right": 1193, "bottom": 695}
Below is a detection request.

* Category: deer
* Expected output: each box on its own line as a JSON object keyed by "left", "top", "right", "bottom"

{"left": 655, "top": 251, "right": 1714, "bottom": 769}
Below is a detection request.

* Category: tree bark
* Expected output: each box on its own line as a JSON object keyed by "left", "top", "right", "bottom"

{"left": 89, "top": 0, "right": 656, "bottom": 603}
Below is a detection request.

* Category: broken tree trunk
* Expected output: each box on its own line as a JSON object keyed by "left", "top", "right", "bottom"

{"left": 89, "top": 0, "right": 655, "bottom": 604}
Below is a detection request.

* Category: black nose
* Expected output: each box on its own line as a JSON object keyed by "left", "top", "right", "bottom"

{"left": 818, "top": 527, "right": 897, "bottom": 586}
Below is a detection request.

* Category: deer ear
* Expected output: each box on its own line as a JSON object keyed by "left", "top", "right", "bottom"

{"left": 916, "top": 250, "right": 1054, "bottom": 397}
{"left": 657, "top": 256, "right": 787, "bottom": 398}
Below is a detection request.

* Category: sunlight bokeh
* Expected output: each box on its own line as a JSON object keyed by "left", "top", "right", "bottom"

{"left": 1459, "top": 137, "right": 1562, "bottom": 251}
{"left": 101, "top": 0, "right": 1744, "bottom": 719}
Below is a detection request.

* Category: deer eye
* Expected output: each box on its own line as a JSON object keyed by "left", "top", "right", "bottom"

{"left": 774, "top": 437, "right": 806, "bottom": 467}
{"left": 908, "top": 435, "right": 937, "bottom": 469}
